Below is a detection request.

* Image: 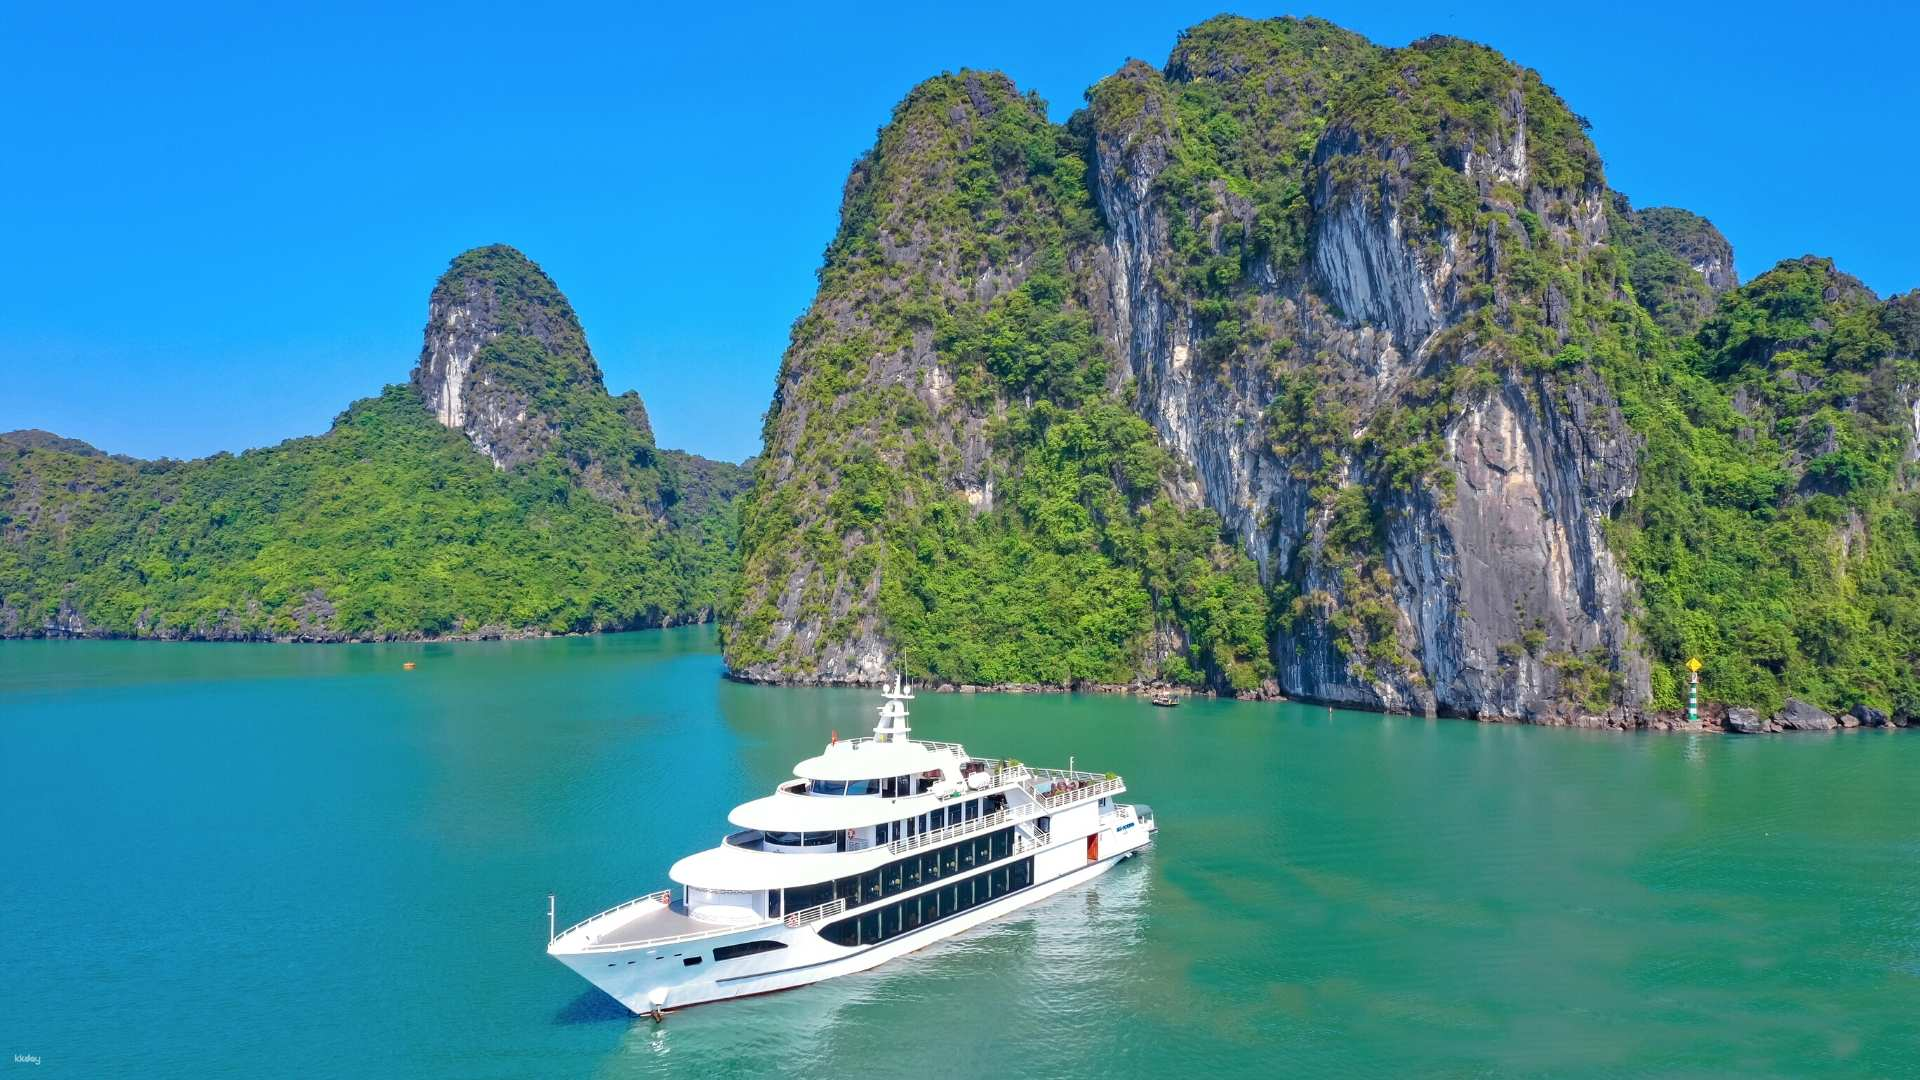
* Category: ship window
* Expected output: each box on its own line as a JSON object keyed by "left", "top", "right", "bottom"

{"left": 862, "top": 870, "right": 883, "bottom": 903}
{"left": 832, "top": 876, "right": 859, "bottom": 908}
{"left": 786, "top": 881, "right": 832, "bottom": 913}
{"left": 992, "top": 829, "right": 1010, "bottom": 861}
{"left": 1011, "top": 857, "right": 1032, "bottom": 890}
{"left": 768, "top": 890, "right": 781, "bottom": 918}
{"left": 858, "top": 911, "right": 881, "bottom": 946}
{"left": 942, "top": 845, "right": 961, "bottom": 877}
{"left": 682, "top": 956, "right": 702, "bottom": 966}
{"left": 923, "top": 851, "right": 941, "bottom": 882}
{"left": 884, "top": 860, "right": 903, "bottom": 895}
{"left": 939, "top": 884, "right": 958, "bottom": 918}
{"left": 958, "top": 841, "right": 976, "bottom": 871}
{"left": 808, "top": 778, "right": 880, "bottom": 796}
{"left": 965, "top": 799, "right": 980, "bottom": 822}
{"left": 902, "top": 855, "right": 921, "bottom": 889}
{"left": 820, "top": 916, "right": 857, "bottom": 947}
{"left": 713, "top": 940, "right": 788, "bottom": 962}
{"left": 883, "top": 903, "right": 902, "bottom": 938}
{"left": 764, "top": 830, "right": 837, "bottom": 847}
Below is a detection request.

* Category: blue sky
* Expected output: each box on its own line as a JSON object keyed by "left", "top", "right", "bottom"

{"left": 4, "top": 1, "right": 1914, "bottom": 464}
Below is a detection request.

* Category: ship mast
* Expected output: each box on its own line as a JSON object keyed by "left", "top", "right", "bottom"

{"left": 874, "top": 672, "right": 913, "bottom": 743}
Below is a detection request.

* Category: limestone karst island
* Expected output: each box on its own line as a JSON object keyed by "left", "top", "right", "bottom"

{"left": 4, "top": 10, "right": 1917, "bottom": 1077}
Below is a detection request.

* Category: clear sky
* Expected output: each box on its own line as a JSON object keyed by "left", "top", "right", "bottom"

{"left": 4, "top": 1, "right": 1914, "bottom": 464}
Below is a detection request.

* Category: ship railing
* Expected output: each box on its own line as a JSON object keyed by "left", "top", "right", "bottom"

{"left": 886, "top": 803, "right": 1041, "bottom": 856}
{"left": 1014, "top": 829, "right": 1050, "bottom": 854}
{"left": 784, "top": 897, "right": 847, "bottom": 929}
{"left": 556, "top": 888, "right": 672, "bottom": 941}
{"left": 1023, "top": 766, "right": 1112, "bottom": 783}
{"left": 841, "top": 737, "right": 968, "bottom": 756}
{"left": 1030, "top": 774, "right": 1126, "bottom": 809}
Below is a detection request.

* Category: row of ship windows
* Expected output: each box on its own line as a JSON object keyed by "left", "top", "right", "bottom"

{"left": 763, "top": 795, "right": 1007, "bottom": 851}
{"left": 807, "top": 775, "right": 931, "bottom": 797}
{"left": 775, "top": 826, "right": 1019, "bottom": 916}
{"left": 819, "top": 857, "right": 1035, "bottom": 947}
{"left": 607, "top": 855, "right": 1031, "bottom": 977}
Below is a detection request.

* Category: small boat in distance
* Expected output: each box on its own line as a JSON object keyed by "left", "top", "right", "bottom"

{"left": 546, "top": 677, "right": 1157, "bottom": 1014}
{"left": 1150, "top": 692, "right": 1179, "bottom": 707}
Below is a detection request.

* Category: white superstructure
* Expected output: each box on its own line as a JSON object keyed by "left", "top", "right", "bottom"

{"left": 546, "top": 677, "right": 1158, "bottom": 1013}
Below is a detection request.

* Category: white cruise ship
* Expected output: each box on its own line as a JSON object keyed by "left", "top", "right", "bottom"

{"left": 546, "top": 678, "right": 1157, "bottom": 1014}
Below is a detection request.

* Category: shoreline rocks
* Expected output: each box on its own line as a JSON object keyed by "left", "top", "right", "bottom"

{"left": 727, "top": 668, "right": 1917, "bottom": 737}
{"left": 1775, "top": 698, "right": 1837, "bottom": 731}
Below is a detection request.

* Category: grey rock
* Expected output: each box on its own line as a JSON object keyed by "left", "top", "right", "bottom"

{"left": 1724, "top": 706, "right": 1766, "bottom": 734}
{"left": 1850, "top": 704, "right": 1889, "bottom": 728}
{"left": 1775, "top": 698, "right": 1836, "bottom": 731}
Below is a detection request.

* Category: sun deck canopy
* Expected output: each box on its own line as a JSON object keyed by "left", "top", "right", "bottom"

{"left": 790, "top": 737, "right": 962, "bottom": 783}
{"left": 728, "top": 787, "right": 957, "bottom": 832}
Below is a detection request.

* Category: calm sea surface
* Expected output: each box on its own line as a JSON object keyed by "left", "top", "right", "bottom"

{"left": 2, "top": 628, "right": 1916, "bottom": 1078}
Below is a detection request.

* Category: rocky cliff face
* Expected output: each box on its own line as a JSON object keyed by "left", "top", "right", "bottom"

{"left": 1078, "top": 26, "right": 1645, "bottom": 717}
{"left": 410, "top": 244, "right": 667, "bottom": 515}
{"left": 727, "top": 14, "right": 1920, "bottom": 722}
{"left": 413, "top": 245, "right": 627, "bottom": 468}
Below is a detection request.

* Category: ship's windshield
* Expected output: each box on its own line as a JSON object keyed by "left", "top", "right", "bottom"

{"left": 807, "top": 775, "right": 929, "bottom": 797}
{"left": 807, "top": 778, "right": 878, "bottom": 796}
{"left": 763, "top": 830, "right": 839, "bottom": 847}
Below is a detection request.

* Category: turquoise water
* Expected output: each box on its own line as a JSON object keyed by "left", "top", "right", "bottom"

{"left": 2, "top": 628, "right": 1916, "bottom": 1078}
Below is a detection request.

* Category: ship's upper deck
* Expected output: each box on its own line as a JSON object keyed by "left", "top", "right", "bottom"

{"left": 661, "top": 677, "right": 1127, "bottom": 893}
{"left": 790, "top": 734, "right": 964, "bottom": 782}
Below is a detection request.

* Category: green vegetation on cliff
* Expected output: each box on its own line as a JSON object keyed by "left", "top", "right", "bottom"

{"left": 729, "top": 72, "right": 1270, "bottom": 690}
{"left": 1612, "top": 259, "right": 1920, "bottom": 716}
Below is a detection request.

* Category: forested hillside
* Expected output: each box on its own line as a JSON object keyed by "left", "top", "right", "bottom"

{"left": 0, "top": 247, "right": 746, "bottom": 641}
